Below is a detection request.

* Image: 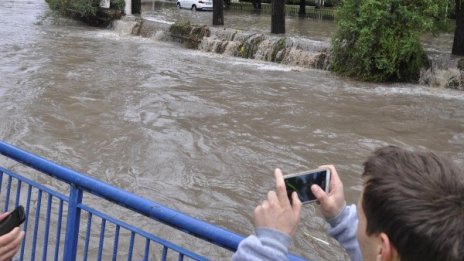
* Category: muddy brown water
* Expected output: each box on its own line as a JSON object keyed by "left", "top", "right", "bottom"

{"left": 1, "top": 0, "right": 463, "bottom": 260}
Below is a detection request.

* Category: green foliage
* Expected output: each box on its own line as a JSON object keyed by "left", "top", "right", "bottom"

{"left": 110, "top": 0, "right": 125, "bottom": 11}
{"left": 45, "top": 0, "right": 125, "bottom": 16}
{"left": 331, "top": 0, "right": 448, "bottom": 82}
{"left": 271, "top": 38, "right": 287, "bottom": 62}
{"left": 169, "top": 21, "right": 210, "bottom": 48}
{"left": 70, "top": 0, "right": 100, "bottom": 16}
{"left": 45, "top": 0, "right": 100, "bottom": 16}
{"left": 458, "top": 58, "right": 464, "bottom": 70}
{"left": 238, "top": 35, "right": 265, "bottom": 58}
{"left": 170, "top": 21, "right": 193, "bottom": 36}
{"left": 45, "top": 0, "right": 67, "bottom": 13}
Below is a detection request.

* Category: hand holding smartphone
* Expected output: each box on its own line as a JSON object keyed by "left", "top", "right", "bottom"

{"left": 284, "top": 168, "right": 331, "bottom": 204}
{"left": 0, "top": 205, "right": 26, "bottom": 236}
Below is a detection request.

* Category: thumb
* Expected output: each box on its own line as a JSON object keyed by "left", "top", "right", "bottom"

{"left": 0, "top": 212, "right": 10, "bottom": 222}
{"left": 311, "top": 184, "right": 329, "bottom": 205}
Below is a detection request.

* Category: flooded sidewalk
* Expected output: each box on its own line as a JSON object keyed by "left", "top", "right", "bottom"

{"left": 140, "top": 0, "right": 337, "bottom": 40}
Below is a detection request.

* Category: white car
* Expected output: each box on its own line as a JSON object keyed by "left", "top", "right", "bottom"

{"left": 176, "top": 0, "right": 213, "bottom": 11}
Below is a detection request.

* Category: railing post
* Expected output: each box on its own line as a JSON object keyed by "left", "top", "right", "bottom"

{"left": 63, "top": 185, "right": 83, "bottom": 261}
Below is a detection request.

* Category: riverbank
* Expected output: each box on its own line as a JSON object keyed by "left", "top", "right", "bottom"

{"left": 112, "top": 15, "right": 463, "bottom": 90}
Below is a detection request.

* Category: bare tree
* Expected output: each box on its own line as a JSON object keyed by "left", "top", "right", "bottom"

{"left": 452, "top": 0, "right": 464, "bottom": 55}
{"left": 271, "top": 0, "right": 285, "bottom": 34}
{"left": 132, "top": 0, "right": 141, "bottom": 14}
{"left": 213, "top": 0, "right": 224, "bottom": 25}
{"left": 299, "top": 0, "right": 305, "bottom": 16}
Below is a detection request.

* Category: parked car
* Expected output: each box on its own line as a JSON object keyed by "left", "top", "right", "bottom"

{"left": 176, "top": 0, "right": 213, "bottom": 11}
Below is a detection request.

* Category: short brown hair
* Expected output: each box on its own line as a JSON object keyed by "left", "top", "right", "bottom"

{"left": 361, "top": 146, "right": 464, "bottom": 261}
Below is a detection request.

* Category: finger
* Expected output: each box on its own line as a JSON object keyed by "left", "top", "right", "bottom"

{"left": 0, "top": 228, "right": 20, "bottom": 247}
{"left": 0, "top": 228, "right": 22, "bottom": 256}
{"left": 318, "top": 165, "right": 342, "bottom": 193}
{"left": 16, "top": 230, "right": 24, "bottom": 243}
{"left": 261, "top": 200, "right": 269, "bottom": 210}
{"left": 267, "top": 191, "right": 278, "bottom": 204}
{"left": 254, "top": 205, "right": 262, "bottom": 216}
{"left": 1, "top": 245, "right": 20, "bottom": 261}
{"left": 0, "top": 231, "right": 23, "bottom": 260}
{"left": 311, "top": 184, "right": 329, "bottom": 205}
{"left": 0, "top": 212, "right": 10, "bottom": 222}
{"left": 274, "top": 168, "right": 290, "bottom": 206}
{"left": 8, "top": 230, "right": 23, "bottom": 250}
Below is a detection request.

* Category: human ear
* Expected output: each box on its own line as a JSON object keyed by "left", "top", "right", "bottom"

{"left": 377, "top": 233, "right": 399, "bottom": 261}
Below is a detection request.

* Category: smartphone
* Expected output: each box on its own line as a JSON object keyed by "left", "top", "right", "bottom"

{"left": 0, "top": 205, "right": 26, "bottom": 236}
{"left": 284, "top": 168, "right": 331, "bottom": 204}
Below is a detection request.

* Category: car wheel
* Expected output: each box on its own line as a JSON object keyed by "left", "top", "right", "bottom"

{"left": 192, "top": 5, "right": 197, "bottom": 11}
{"left": 177, "top": 2, "right": 181, "bottom": 8}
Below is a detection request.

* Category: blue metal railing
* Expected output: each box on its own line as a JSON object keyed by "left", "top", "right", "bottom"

{"left": 0, "top": 141, "right": 306, "bottom": 261}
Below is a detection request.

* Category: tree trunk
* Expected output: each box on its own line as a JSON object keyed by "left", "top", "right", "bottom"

{"left": 299, "top": 0, "right": 305, "bottom": 16}
{"left": 131, "top": 0, "right": 141, "bottom": 14}
{"left": 271, "top": 0, "right": 285, "bottom": 34}
{"left": 452, "top": 1, "right": 464, "bottom": 55}
{"left": 213, "top": 0, "right": 224, "bottom": 25}
{"left": 252, "top": 0, "right": 262, "bottom": 10}
{"left": 224, "top": 0, "right": 231, "bottom": 9}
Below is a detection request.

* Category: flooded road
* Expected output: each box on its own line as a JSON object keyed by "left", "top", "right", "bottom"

{"left": 1, "top": 0, "right": 463, "bottom": 260}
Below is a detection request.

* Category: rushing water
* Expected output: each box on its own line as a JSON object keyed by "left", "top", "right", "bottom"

{"left": 1, "top": 0, "right": 463, "bottom": 260}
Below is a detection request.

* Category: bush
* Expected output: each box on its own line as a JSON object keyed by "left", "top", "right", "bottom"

{"left": 45, "top": 0, "right": 66, "bottom": 12}
{"left": 46, "top": 0, "right": 125, "bottom": 16}
{"left": 70, "top": 0, "right": 100, "bottom": 16}
{"left": 110, "top": 0, "right": 125, "bottom": 11}
{"left": 331, "top": 0, "right": 447, "bottom": 82}
{"left": 46, "top": 0, "right": 100, "bottom": 16}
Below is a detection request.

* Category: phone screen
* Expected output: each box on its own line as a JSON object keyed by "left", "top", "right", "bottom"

{"left": 284, "top": 169, "right": 329, "bottom": 204}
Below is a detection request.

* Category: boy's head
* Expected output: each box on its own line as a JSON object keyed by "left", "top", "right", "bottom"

{"left": 357, "top": 146, "right": 464, "bottom": 261}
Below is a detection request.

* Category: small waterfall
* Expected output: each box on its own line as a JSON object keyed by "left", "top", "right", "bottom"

{"left": 419, "top": 50, "right": 464, "bottom": 90}
{"left": 112, "top": 19, "right": 139, "bottom": 35}
{"left": 420, "top": 67, "right": 463, "bottom": 89}
{"left": 253, "top": 39, "right": 275, "bottom": 60}
{"left": 110, "top": 17, "right": 463, "bottom": 89}
{"left": 138, "top": 19, "right": 172, "bottom": 40}
{"left": 111, "top": 17, "right": 347, "bottom": 71}
{"left": 199, "top": 28, "right": 331, "bottom": 69}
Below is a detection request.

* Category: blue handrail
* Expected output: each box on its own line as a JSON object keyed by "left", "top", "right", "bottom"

{"left": 0, "top": 140, "right": 307, "bottom": 260}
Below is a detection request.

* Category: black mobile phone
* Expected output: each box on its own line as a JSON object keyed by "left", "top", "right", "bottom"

{"left": 0, "top": 205, "right": 26, "bottom": 236}
{"left": 284, "top": 168, "right": 331, "bottom": 204}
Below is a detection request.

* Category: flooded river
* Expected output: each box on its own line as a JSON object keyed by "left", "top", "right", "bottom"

{"left": 1, "top": 0, "right": 463, "bottom": 260}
